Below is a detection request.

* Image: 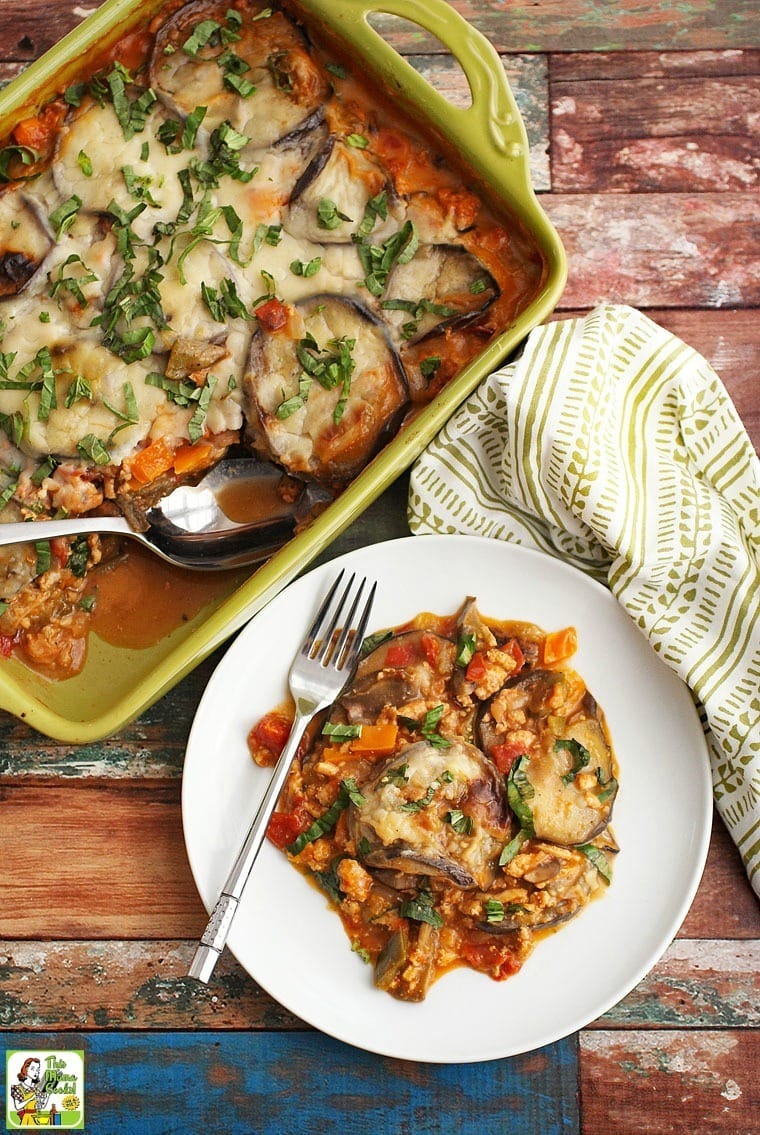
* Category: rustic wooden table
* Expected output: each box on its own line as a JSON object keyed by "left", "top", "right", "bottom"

{"left": 0, "top": 1, "right": 758, "bottom": 1132}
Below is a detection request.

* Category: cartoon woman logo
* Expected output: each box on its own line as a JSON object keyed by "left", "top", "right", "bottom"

{"left": 9, "top": 1057, "right": 59, "bottom": 1127}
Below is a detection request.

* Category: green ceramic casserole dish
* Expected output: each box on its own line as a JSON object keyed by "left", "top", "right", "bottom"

{"left": 0, "top": 0, "right": 566, "bottom": 741}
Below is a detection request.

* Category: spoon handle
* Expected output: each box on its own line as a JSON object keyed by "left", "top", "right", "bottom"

{"left": 0, "top": 515, "right": 134, "bottom": 545}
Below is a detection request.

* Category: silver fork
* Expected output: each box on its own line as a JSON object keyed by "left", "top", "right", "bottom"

{"left": 187, "top": 569, "right": 376, "bottom": 984}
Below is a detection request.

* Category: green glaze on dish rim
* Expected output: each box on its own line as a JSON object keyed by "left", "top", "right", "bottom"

{"left": 0, "top": 0, "right": 567, "bottom": 741}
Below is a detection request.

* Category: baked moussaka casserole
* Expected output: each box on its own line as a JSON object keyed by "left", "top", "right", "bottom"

{"left": 0, "top": 0, "right": 546, "bottom": 678}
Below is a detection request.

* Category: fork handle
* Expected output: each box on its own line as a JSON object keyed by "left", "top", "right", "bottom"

{"left": 188, "top": 706, "right": 313, "bottom": 983}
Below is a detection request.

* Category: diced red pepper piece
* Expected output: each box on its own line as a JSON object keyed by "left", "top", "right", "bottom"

{"left": 490, "top": 740, "right": 527, "bottom": 775}
{"left": 250, "top": 712, "right": 292, "bottom": 757}
{"left": 256, "top": 298, "right": 289, "bottom": 331}
{"left": 385, "top": 642, "right": 416, "bottom": 668}
{"left": 465, "top": 651, "right": 487, "bottom": 681}
{"left": 420, "top": 632, "right": 440, "bottom": 666}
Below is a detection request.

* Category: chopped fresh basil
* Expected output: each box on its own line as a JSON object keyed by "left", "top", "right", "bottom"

{"left": 379, "top": 763, "right": 408, "bottom": 787}
{"left": 187, "top": 374, "right": 218, "bottom": 443}
{"left": 67, "top": 536, "right": 91, "bottom": 578}
{"left": 484, "top": 899, "right": 505, "bottom": 924}
{"left": 64, "top": 375, "right": 93, "bottom": 408}
{"left": 506, "top": 755, "right": 535, "bottom": 836}
{"left": 556, "top": 737, "right": 591, "bottom": 786}
{"left": 360, "top": 628, "right": 392, "bottom": 657}
{"left": 317, "top": 197, "right": 351, "bottom": 231}
{"left": 346, "top": 133, "right": 369, "bottom": 149}
{"left": 351, "top": 940, "right": 371, "bottom": 963}
{"left": 30, "top": 456, "right": 58, "bottom": 486}
{"left": 35, "top": 540, "right": 51, "bottom": 576}
{"left": 49, "top": 195, "right": 82, "bottom": 239}
{"left": 470, "top": 278, "right": 488, "bottom": 294}
{"left": 49, "top": 253, "right": 99, "bottom": 307}
{"left": 77, "top": 434, "right": 111, "bottom": 465}
{"left": 445, "top": 809, "right": 473, "bottom": 835}
{"left": 399, "top": 890, "right": 443, "bottom": 929}
{"left": 498, "top": 828, "right": 528, "bottom": 866}
{"left": 420, "top": 356, "right": 441, "bottom": 380}
{"left": 286, "top": 778, "right": 365, "bottom": 856}
{"left": 578, "top": 843, "right": 612, "bottom": 883}
{"left": 455, "top": 631, "right": 476, "bottom": 668}
{"left": 311, "top": 855, "right": 348, "bottom": 904}
{"left": 290, "top": 257, "right": 321, "bottom": 278}
{"left": 596, "top": 767, "right": 619, "bottom": 803}
{"left": 355, "top": 219, "right": 419, "bottom": 297}
{"left": 77, "top": 150, "right": 93, "bottom": 177}
{"left": 201, "top": 277, "right": 251, "bottom": 322}
{"left": 398, "top": 704, "right": 451, "bottom": 750}
{"left": 322, "top": 721, "right": 363, "bottom": 740}
{"left": 326, "top": 62, "right": 349, "bottom": 79}
{"left": 399, "top": 768, "right": 452, "bottom": 813}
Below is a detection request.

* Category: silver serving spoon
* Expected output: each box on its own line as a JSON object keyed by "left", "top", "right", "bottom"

{"left": 0, "top": 459, "right": 329, "bottom": 570}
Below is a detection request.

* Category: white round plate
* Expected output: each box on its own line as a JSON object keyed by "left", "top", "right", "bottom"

{"left": 182, "top": 535, "right": 712, "bottom": 1063}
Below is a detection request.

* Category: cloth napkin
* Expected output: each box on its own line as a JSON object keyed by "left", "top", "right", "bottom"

{"left": 408, "top": 304, "right": 760, "bottom": 896}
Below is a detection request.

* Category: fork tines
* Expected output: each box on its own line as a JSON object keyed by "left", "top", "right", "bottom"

{"left": 304, "top": 570, "right": 376, "bottom": 670}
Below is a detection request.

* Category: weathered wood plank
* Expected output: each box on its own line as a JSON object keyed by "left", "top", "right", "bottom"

{"left": 0, "top": 788, "right": 756, "bottom": 942}
{"left": 544, "top": 192, "right": 759, "bottom": 309}
{"left": 4, "top": 1030, "right": 581, "bottom": 1135}
{"left": 367, "top": 2, "right": 759, "bottom": 55}
{"left": 550, "top": 48, "right": 760, "bottom": 83}
{"left": 0, "top": 1, "right": 758, "bottom": 64}
{"left": 596, "top": 939, "right": 760, "bottom": 1029}
{"left": 580, "top": 1030, "right": 759, "bottom": 1135}
{"left": 681, "top": 816, "right": 760, "bottom": 940}
{"left": 0, "top": 784, "right": 206, "bottom": 939}
{"left": 1, "top": 937, "right": 757, "bottom": 1031}
{"left": 553, "top": 308, "right": 759, "bottom": 451}
{"left": 551, "top": 70, "right": 759, "bottom": 193}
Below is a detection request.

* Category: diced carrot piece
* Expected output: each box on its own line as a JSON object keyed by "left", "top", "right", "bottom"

{"left": 127, "top": 438, "right": 175, "bottom": 486}
{"left": 351, "top": 723, "right": 398, "bottom": 756}
{"left": 542, "top": 627, "right": 578, "bottom": 666}
{"left": 172, "top": 440, "right": 214, "bottom": 477}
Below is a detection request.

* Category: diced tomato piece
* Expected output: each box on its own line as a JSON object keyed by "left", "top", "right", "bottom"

{"left": 267, "top": 808, "right": 309, "bottom": 850}
{"left": 51, "top": 537, "right": 69, "bottom": 567}
{"left": 490, "top": 740, "right": 527, "bottom": 775}
{"left": 256, "top": 298, "right": 288, "bottom": 331}
{"left": 420, "top": 632, "right": 440, "bottom": 666}
{"left": 504, "top": 638, "right": 525, "bottom": 672}
{"left": 250, "top": 711, "right": 292, "bottom": 757}
{"left": 465, "top": 651, "right": 487, "bottom": 681}
{"left": 385, "top": 642, "right": 416, "bottom": 667}
{"left": 462, "top": 940, "right": 523, "bottom": 981}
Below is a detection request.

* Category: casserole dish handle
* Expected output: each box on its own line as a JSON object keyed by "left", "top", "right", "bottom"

{"left": 298, "top": 0, "right": 533, "bottom": 201}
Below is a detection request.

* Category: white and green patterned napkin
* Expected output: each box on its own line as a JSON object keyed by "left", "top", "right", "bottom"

{"left": 408, "top": 304, "right": 760, "bottom": 895}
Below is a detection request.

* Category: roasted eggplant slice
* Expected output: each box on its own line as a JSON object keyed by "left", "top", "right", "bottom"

{"left": 244, "top": 294, "right": 409, "bottom": 486}
{"left": 509, "top": 717, "right": 617, "bottom": 847}
{"left": 349, "top": 739, "right": 511, "bottom": 890}
{"left": 149, "top": 0, "right": 330, "bottom": 148}
{"left": 0, "top": 187, "right": 53, "bottom": 298}
{"left": 381, "top": 244, "right": 498, "bottom": 346}
{"left": 286, "top": 136, "right": 399, "bottom": 243}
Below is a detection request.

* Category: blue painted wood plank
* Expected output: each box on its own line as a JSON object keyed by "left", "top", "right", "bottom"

{"left": 2, "top": 1030, "right": 579, "bottom": 1135}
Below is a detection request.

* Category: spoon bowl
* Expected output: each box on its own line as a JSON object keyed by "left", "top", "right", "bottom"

{"left": 0, "top": 459, "right": 328, "bottom": 570}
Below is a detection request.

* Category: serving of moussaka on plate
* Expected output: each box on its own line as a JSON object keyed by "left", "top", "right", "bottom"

{"left": 250, "top": 599, "right": 618, "bottom": 1001}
